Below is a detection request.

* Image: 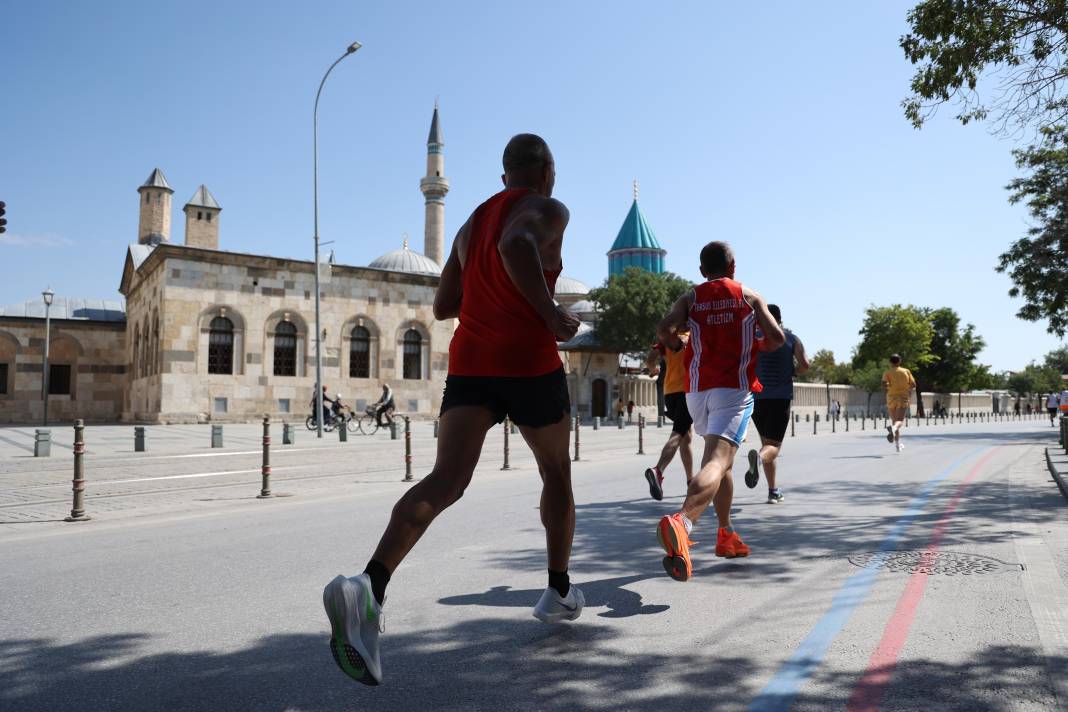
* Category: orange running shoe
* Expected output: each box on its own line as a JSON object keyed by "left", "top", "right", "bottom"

{"left": 715, "top": 528, "right": 750, "bottom": 558}
{"left": 657, "top": 513, "right": 694, "bottom": 581}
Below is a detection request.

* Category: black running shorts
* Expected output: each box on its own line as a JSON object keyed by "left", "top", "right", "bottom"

{"left": 752, "top": 398, "right": 791, "bottom": 443}
{"left": 664, "top": 392, "right": 693, "bottom": 435}
{"left": 440, "top": 367, "right": 571, "bottom": 428}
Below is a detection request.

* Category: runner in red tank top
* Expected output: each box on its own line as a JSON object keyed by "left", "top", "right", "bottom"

{"left": 653, "top": 242, "right": 785, "bottom": 582}
{"left": 323, "top": 134, "right": 584, "bottom": 687}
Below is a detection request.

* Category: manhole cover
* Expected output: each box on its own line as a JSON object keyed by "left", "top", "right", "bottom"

{"left": 848, "top": 550, "right": 1023, "bottom": 575}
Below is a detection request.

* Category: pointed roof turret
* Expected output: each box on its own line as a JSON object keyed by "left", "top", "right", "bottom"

{"left": 185, "top": 184, "right": 221, "bottom": 210}
{"left": 139, "top": 168, "right": 173, "bottom": 193}
{"left": 427, "top": 99, "right": 443, "bottom": 145}
{"left": 609, "top": 199, "right": 662, "bottom": 252}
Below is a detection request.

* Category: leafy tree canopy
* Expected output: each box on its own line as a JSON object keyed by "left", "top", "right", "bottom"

{"left": 998, "top": 127, "right": 1068, "bottom": 336}
{"left": 915, "top": 307, "right": 987, "bottom": 392}
{"left": 902, "top": 0, "right": 1068, "bottom": 133}
{"left": 798, "top": 349, "right": 853, "bottom": 384}
{"left": 588, "top": 268, "right": 692, "bottom": 359}
{"left": 1044, "top": 345, "right": 1068, "bottom": 372}
{"left": 852, "top": 304, "right": 936, "bottom": 372}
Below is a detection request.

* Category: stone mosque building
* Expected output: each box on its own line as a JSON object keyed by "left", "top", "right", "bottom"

{"left": 0, "top": 106, "right": 667, "bottom": 424}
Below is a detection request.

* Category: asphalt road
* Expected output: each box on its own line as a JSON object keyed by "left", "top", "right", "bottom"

{"left": 1, "top": 418, "right": 1066, "bottom": 711}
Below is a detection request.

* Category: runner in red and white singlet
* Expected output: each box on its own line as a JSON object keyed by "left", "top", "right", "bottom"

{"left": 654, "top": 241, "right": 785, "bottom": 582}
{"left": 323, "top": 135, "right": 584, "bottom": 688}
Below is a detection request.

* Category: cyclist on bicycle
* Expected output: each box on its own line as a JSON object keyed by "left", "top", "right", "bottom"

{"left": 332, "top": 393, "right": 347, "bottom": 423}
{"left": 310, "top": 385, "right": 333, "bottom": 425}
{"left": 373, "top": 384, "right": 395, "bottom": 427}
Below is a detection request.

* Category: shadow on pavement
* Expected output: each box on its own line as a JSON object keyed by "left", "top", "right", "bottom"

{"left": 1, "top": 631, "right": 1060, "bottom": 711}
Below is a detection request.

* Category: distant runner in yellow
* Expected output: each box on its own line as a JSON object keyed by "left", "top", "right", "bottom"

{"left": 882, "top": 353, "right": 916, "bottom": 453}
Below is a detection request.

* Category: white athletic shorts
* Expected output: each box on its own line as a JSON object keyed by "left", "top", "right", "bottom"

{"left": 686, "top": 388, "right": 754, "bottom": 446}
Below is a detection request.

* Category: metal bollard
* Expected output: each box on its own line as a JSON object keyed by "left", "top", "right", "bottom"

{"left": 845, "top": 412, "right": 849, "bottom": 432}
{"left": 501, "top": 417, "right": 511, "bottom": 471}
{"left": 573, "top": 415, "right": 581, "bottom": 462}
{"left": 814, "top": 414, "right": 818, "bottom": 435}
{"left": 34, "top": 428, "right": 51, "bottom": 457}
{"left": 658, "top": 415, "right": 664, "bottom": 428}
{"left": 211, "top": 424, "right": 223, "bottom": 448}
{"left": 134, "top": 426, "right": 145, "bottom": 452}
{"left": 862, "top": 413, "right": 866, "bottom": 430}
{"left": 403, "top": 417, "right": 413, "bottom": 482}
{"left": 791, "top": 412, "right": 796, "bottom": 437}
{"left": 593, "top": 416, "right": 600, "bottom": 430}
{"left": 391, "top": 420, "right": 399, "bottom": 440}
{"left": 283, "top": 422, "right": 294, "bottom": 445}
{"left": 618, "top": 416, "right": 624, "bottom": 430}
{"left": 433, "top": 419, "right": 439, "bottom": 439}
{"left": 338, "top": 419, "right": 348, "bottom": 442}
{"left": 65, "top": 420, "right": 90, "bottom": 522}
{"left": 638, "top": 414, "right": 645, "bottom": 455}
{"left": 832, "top": 413, "right": 836, "bottom": 433}
{"left": 258, "top": 415, "right": 272, "bottom": 498}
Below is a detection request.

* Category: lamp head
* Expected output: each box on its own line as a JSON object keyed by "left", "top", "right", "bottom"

{"left": 347, "top": 41, "right": 362, "bottom": 54}
{"left": 42, "top": 288, "right": 54, "bottom": 307}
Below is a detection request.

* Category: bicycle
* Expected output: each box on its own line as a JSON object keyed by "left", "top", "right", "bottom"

{"left": 355, "top": 405, "right": 394, "bottom": 435}
{"left": 305, "top": 412, "right": 337, "bottom": 432}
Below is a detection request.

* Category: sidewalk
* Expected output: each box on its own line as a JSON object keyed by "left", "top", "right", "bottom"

{"left": 1046, "top": 446, "right": 1068, "bottom": 500}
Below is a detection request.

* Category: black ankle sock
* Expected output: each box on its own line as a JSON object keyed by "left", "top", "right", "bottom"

{"left": 364, "top": 559, "right": 391, "bottom": 606}
{"left": 548, "top": 568, "right": 570, "bottom": 598}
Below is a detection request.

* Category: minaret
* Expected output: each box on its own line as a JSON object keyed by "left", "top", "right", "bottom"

{"left": 419, "top": 100, "right": 449, "bottom": 266}
{"left": 182, "top": 185, "right": 222, "bottom": 250}
{"left": 137, "top": 168, "right": 174, "bottom": 245}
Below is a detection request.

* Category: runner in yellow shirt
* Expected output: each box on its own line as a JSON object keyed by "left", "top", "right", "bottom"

{"left": 882, "top": 353, "right": 916, "bottom": 452}
{"left": 642, "top": 331, "right": 693, "bottom": 500}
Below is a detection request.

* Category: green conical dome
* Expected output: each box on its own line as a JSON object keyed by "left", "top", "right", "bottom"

{"left": 609, "top": 200, "right": 661, "bottom": 252}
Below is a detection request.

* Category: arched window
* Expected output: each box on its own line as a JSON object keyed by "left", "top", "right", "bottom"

{"left": 273, "top": 321, "right": 297, "bottom": 377}
{"left": 350, "top": 326, "right": 370, "bottom": 378}
{"left": 208, "top": 317, "right": 234, "bottom": 374}
{"left": 402, "top": 328, "right": 422, "bottom": 380}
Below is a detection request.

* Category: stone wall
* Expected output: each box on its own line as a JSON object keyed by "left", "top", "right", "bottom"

{"left": 0, "top": 318, "right": 126, "bottom": 424}
{"left": 127, "top": 246, "right": 452, "bottom": 423}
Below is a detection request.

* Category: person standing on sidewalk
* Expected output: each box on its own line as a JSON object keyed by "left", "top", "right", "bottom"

{"left": 322, "top": 134, "right": 583, "bottom": 687}
{"left": 744, "top": 304, "right": 809, "bottom": 504}
{"left": 653, "top": 241, "right": 784, "bottom": 582}
{"left": 643, "top": 330, "right": 694, "bottom": 500}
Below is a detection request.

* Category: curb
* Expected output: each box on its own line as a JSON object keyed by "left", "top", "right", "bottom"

{"left": 1045, "top": 447, "right": 1068, "bottom": 501}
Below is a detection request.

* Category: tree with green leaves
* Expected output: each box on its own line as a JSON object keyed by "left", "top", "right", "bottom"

{"left": 901, "top": 0, "right": 1068, "bottom": 133}
{"left": 852, "top": 305, "right": 935, "bottom": 373}
{"left": 998, "top": 127, "right": 1068, "bottom": 336}
{"left": 1045, "top": 345, "right": 1068, "bottom": 373}
{"left": 798, "top": 349, "right": 853, "bottom": 385}
{"left": 851, "top": 361, "right": 888, "bottom": 415}
{"left": 588, "top": 267, "right": 692, "bottom": 359}
{"left": 914, "top": 308, "right": 987, "bottom": 394}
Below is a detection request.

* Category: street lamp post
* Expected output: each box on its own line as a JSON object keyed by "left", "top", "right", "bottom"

{"left": 312, "top": 40, "right": 362, "bottom": 439}
{"left": 42, "top": 287, "right": 54, "bottom": 426}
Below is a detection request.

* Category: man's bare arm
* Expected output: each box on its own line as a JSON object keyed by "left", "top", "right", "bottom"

{"left": 657, "top": 291, "right": 693, "bottom": 352}
{"left": 645, "top": 347, "right": 662, "bottom": 376}
{"left": 432, "top": 219, "right": 470, "bottom": 321}
{"left": 742, "top": 287, "right": 785, "bottom": 351}
{"left": 498, "top": 197, "right": 579, "bottom": 341}
{"left": 793, "top": 335, "right": 810, "bottom": 374}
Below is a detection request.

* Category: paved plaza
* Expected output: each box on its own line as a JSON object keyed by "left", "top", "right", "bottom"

{"left": 2, "top": 416, "right": 1067, "bottom": 710}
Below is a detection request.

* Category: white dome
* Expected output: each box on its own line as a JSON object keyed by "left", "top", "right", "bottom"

{"left": 569, "top": 299, "right": 596, "bottom": 314}
{"left": 555, "top": 275, "right": 590, "bottom": 296}
{"left": 368, "top": 245, "right": 442, "bottom": 276}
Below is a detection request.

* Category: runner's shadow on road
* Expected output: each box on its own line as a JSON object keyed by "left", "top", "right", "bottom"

{"left": 438, "top": 573, "right": 670, "bottom": 618}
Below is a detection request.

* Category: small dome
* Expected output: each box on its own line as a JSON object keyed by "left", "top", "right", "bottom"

{"left": 555, "top": 275, "right": 590, "bottom": 296}
{"left": 368, "top": 241, "right": 442, "bottom": 276}
{"left": 568, "top": 299, "right": 596, "bottom": 314}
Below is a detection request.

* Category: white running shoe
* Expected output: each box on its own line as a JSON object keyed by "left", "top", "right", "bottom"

{"left": 895, "top": 441, "right": 902, "bottom": 453}
{"left": 323, "top": 573, "right": 383, "bottom": 685}
{"left": 532, "top": 585, "right": 585, "bottom": 623}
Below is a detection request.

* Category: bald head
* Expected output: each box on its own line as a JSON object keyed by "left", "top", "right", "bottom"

{"left": 502, "top": 134, "right": 555, "bottom": 196}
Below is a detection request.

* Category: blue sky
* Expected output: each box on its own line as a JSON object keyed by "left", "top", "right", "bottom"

{"left": 2, "top": 0, "right": 1063, "bottom": 371}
